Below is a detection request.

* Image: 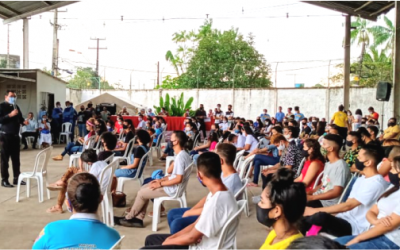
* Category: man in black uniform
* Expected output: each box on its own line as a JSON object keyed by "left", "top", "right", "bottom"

{"left": 195, "top": 104, "right": 207, "bottom": 140}
{"left": 0, "top": 90, "right": 25, "bottom": 188}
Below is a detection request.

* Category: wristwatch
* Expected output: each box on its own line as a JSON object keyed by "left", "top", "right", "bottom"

{"left": 160, "top": 181, "right": 163, "bottom": 187}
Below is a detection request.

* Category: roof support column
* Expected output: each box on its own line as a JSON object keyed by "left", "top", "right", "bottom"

{"left": 23, "top": 18, "right": 29, "bottom": 69}
{"left": 393, "top": 2, "right": 400, "bottom": 120}
{"left": 343, "top": 15, "right": 351, "bottom": 110}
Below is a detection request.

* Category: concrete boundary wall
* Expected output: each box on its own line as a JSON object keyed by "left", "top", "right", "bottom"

{"left": 66, "top": 87, "right": 393, "bottom": 123}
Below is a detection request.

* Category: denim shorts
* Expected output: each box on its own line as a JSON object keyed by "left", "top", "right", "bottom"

{"left": 115, "top": 168, "right": 137, "bottom": 178}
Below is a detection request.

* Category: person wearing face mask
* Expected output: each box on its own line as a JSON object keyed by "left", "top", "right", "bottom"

{"left": 113, "top": 120, "right": 135, "bottom": 157}
{"left": 214, "top": 104, "right": 223, "bottom": 123}
{"left": 0, "top": 90, "right": 25, "bottom": 188}
{"left": 344, "top": 132, "right": 362, "bottom": 168}
{"left": 100, "top": 107, "right": 110, "bottom": 122}
{"left": 77, "top": 105, "right": 87, "bottom": 137}
{"left": 136, "top": 114, "right": 146, "bottom": 130}
{"left": 302, "top": 145, "right": 389, "bottom": 238}
{"left": 225, "top": 104, "right": 234, "bottom": 122}
{"left": 114, "top": 115, "right": 124, "bottom": 134}
{"left": 300, "top": 118, "right": 311, "bottom": 139}
{"left": 336, "top": 155, "right": 400, "bottom": 249}
{"left": 275, "top": 106, "right": 285, "bottom": 123}
{"left": 331, "top": 105, "right": 350, "bottom": 141}
{"left": 51, "top": 101, "right": 63, "bottom": 144}
{"left": 184, "top": 122, "right": 195, "bottom": 141}
{"left": 261, "top": 131, "right": 303, "bottom": 189}
{"left": 307, "top": 134, "right": 351, "bottom": 208}
{"left": 219, "top": 118, "right": 229, "bottom": 132}
{"left": 38, "top": 115, "right": 52, "bottom": 148}
{"left": 115, "top": 131, "right": 191, "bottom": 228}
{"left": 260, "top": 109, "right": 271, "bottom": 124}
{"left": 62, "top": 101, "right": 76, "bottom": 141}
{"left": 21, "top": 112, "right": 39, "bottom": 150}
{"left": 237, "top": 125, "right": 259, "bottom": 155}
{"left": 195, "top": 104, "right": 207, "bottom": 140}
{"left": 376, "top": 144, "right": 400, "bottom": 180}
{"left": 294, "top": 139, "right": 325, "bottom": 192}
{"left": 367, "top": 106, "right": 379, "bottom": 121}
{"left": 34, "top": 172, "right": 121, "bottom": 248}
{"left": 379, "top": 117, "right": 400, "bottom": 142}
{"left": 257, "top": 168, "right": 306, "bottom": 249}
{"left": 262, "top": 119, "right": 273, "bottom": 135}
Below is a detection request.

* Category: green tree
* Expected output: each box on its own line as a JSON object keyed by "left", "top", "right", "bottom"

{"left": 67, "top": 67, "right": 114, "bottom": 89}
{"left": 161, "top": 20, "right": 272, "bottom": 89}
{"left": 351, "top": 17, "right": 373, "bottom": 83}
{"left": 369, "top": 16, "right": 395, "bottom": 58}
{"left": 0, "top": 59, "right": 7, "bottom": 68}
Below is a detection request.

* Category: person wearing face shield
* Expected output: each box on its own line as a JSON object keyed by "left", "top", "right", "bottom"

{"left": 0, "top": 90, "right": 25, "bottom": 188}
{"left": 256, "top": 168, "right": 306, "bottom": 249}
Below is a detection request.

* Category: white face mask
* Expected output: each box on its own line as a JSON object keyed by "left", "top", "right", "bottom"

{"left": 284, "top": 134, "right": 290, "bottom": 139}
{"left": 106, "top": 126, "right": 111, "bottom": 129}
{"left": 312, "top": 120, "right": 317, "bottom": 122}
{"left": 185, "top": 127, "right": 191, "bottom": 131}
{"left": 42, "top": 118, "right": 47, "bottom": 122}
{"left": 277, "top": 142, "right": 286, "bottom": 151}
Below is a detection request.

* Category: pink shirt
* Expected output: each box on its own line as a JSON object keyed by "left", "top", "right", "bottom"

{"left": 210, "top": 141, "right": 218, "bottom": 151}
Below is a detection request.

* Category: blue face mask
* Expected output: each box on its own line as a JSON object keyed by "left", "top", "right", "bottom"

{"left": 8, "top": 97, "right": 15, "bottom": 104}
{"left": 234, "top": 129, "right": 240, "bottom": 133}
{"left": 197, "top": 176, "right": 206, "bottom": 187}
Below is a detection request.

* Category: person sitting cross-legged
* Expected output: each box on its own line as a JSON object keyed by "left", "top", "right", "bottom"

{"left": 300, "top": 144, "right": 390, "bottom": 237}
{"left": 33, "top": 172, "right": 120, "bottom": 249}
{"left": 21, "top": 112, "right": 38, "bottom": 150}
{"left": 115, "top": 131, "right": 192, "bottom": 228}
{"left": 141, "top": 151, "right": 239, "bottom": 249}
{"left": 167, "top": 144, "right": 243, "bottom": 234}
{"left": 45, "top": 149, "right": 110, "bottom": 213}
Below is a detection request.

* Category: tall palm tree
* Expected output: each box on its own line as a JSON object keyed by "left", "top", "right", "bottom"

{"left": 369, "top": 16, "right": 395, "bottom": 58}
{"left": 165, "top": 50, "right": 181, "bottom": 76}
{"left": 351, "top": 17, "right": 372, "bottom": 83}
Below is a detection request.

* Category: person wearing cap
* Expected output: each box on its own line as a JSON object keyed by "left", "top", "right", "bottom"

{"left": 33, "top": 172, "right": 120, "bottom": 249}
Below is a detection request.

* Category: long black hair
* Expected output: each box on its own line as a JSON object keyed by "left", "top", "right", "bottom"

{"left": 242, "top": 125, "right": 258, "bottom": 142}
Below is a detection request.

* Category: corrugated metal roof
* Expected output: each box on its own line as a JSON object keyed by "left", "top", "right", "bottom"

{"left": 303, "top": 1, "right": 395, "bottom": 21}
{"left": 0, "top": 1, "right": 77, "bottom": 24}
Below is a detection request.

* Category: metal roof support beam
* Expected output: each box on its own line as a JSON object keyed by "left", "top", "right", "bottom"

{"left": 344, "top": 15, "right": 351, "bottom": 111}
{"left": 0, "top": 73, "right": 35, "bottom": 82}
{"left": 354, "top": 1, "right": 373, "bottom": 12}
{"left": 0, "top": 2, "right": 21, "bottom": 15}
{"left": 3, "top": 1, "right": 77, "bottom": 25}
{"left": 393, "top": 2, "right": 400, "bottom": 120}
{"left": 370, "top": 2, "right": 396, "bottom": 16}
{"left": 23, "top": 18, "right": 29, "bottom": 69}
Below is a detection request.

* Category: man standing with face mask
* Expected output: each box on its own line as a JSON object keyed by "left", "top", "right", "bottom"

{"left": 195, "top": 104, "right": 207, "bottom": 140}
{"left": 0, "top": 90, "right": 25, "bottom": 188}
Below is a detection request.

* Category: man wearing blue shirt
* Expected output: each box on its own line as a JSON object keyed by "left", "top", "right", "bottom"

{"left": 51, "top": 101, "right": 63, "bottom": 144}
{"left": 275, "top": 106, "right": 285, "bottom": 123}
{"left": 260, "top": 109, "right": 270, "bottom": 124}
{"left": 63, "top": 101, "right": 76, "bottom": 140}
{"left": 294, "top": 106, "right": 305, "bottom": 122}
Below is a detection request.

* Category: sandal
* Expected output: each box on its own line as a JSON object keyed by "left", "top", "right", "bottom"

{"left": 247, "top": 182, "right": 258, "bottom": 187}
{"left": 47, "top": 183, "right": 64, "bottom": 191}
{"left": 46, "top": 206, "right": 64, "bottom": 214}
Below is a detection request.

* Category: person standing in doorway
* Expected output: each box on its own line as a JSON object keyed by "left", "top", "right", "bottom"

{"left": 0, "top": 90, "right": 25, "bottom": 188}
{"left": 195, "top": 104, "right": 207, "bottom": 141}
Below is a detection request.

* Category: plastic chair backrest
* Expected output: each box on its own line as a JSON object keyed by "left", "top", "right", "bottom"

{"left": 31, "top": 147, "right": 52, "bottom": 176}
{"left": 296, "top": 157, "right": 306, "bottom": 178}
{"left": 239, "top": 155, "right": 255, "bottom": 179}
{"left": 233, "top": 150, "right": 246, "bottom": 170}
{"left": 123, "top": 137, "right": 136, "bottom": 158}
{"left": 99, "top": 159, "right": 119, "bottom": 194}
{"left": 234, "top": 179, "right": 248, "bottom": 200}
{"left": 338, "top": 174, "right": 357, "bottom": 204}
{"left": 118, "top": 129, "right": 124, "bottom": 140}
{"left": 192, "top": 133, "right": 200, "bottom": 150}
{"left": 137, "top": 149, "right": 151, "bottom": 179}
{"left": 216, "top": 200, "right": 247, "bottom": 249}
{"left": 173, "top": 162, "right": 194, "bottom": 199}
{"left": 313, "top": 170, "right": 325, "bottom": 189}
{"left": 155, "top": 132, "right": 163, "bottom": 147}
{"left": 109, "top": 235, "right": 125, "bottom": 250}
{"left": 86, "top": 135, "right": 97, "bottom": 149}
{"left": 62, "top": 122, "right": 72, "bottom": 133}
{"left": 104, "top": 153, "right": 115, "bottom": 164}
{"left": 94, "top": 133, "right": 104, "bottom": 150}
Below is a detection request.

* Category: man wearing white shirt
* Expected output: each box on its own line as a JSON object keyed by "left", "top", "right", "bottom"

{"left": 21, "top": 112, "right": 39, "bottom": 149}
{"left": 225, "top": 104, "right": 234, "bottom": 121}
{"left": 136, "top": 114, "right": 146, "bottom": 130}
{"left": 142, "top": 151, "right": 239, "bottom": 249}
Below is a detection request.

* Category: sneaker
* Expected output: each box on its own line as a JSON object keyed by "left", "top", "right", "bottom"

{"left": 52, "top": 155, "right": 63, "bottom": 161}
{"left": 120, "top": 218, "right": 144, "bottom": 228}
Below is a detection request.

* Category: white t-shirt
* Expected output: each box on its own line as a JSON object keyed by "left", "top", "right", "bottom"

{"left": 221, "top": 173, "right": 243, "bottom": 199}
{"left": 377, "top": 188, "right": 400, "bottom": 247}
{"left": 190, "top": 191, "right": 238, "bottom": 250}
{"left": 336, "top": 175, "right": 390, "bottom": 235}
{"left": 39, "top": 122, "right": 51, "bottom": 131}
{"left": 164, "top": 150, "right": 192, "bottom": 196}
{"left": 89, "top": 161, "right": 109, "bottom": 194}
{"left": 354, "top": 114, "right": 362, "bottom": 124}
{"left": 235, "top": 134, "right": 246, "bottom": 148}
{"left": 244, "top": 135, "right": 258, "bottom": 152}
{"left": 219, "top": 122, "right": 229, "bottom": 131}
{"left": 137, "top": 120, "right": 146, "bottom": 130}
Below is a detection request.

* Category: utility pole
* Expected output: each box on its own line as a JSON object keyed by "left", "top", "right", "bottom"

{"left": 50, "top": 9, "right": 67, "bottom": 76}
{"left": 89, "top": 38, "right": 107, "bottom": 76}
{"left": 7, "top": 24, "right": 10, "bottom": 68}
{"left": 157, "top": 61, "right": 160, "bottom": 87}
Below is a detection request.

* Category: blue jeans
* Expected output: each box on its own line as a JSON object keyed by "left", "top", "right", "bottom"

{"left": 252, "top": 154, "right": 280, "bottom": 184}
{"left": 167, "top": 208, "right": 199, "bottom": 234}
{"left": 193, "top": 154, "right": 200, "bottom": 165}
{"left": 163, "top": 142, "right": 174, "bottom": 157}
{"left": 77, "top": 123, "right": 87, "bottom": 137}
{"left": 115, "top": 168, "right": 137, "bottom": 178}
{"left": 113, "top": 151, "right": 124, "bottom": 157}
{"left": 61, "top": 142, "right": 82, "bottom": 156}
{"left": 336, "top": 235, "right": 399, "bottom": 249}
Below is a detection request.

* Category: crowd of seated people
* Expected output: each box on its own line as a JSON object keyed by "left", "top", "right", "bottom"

{"left": 28, "top": 103, "right": 400, "bottom": 250}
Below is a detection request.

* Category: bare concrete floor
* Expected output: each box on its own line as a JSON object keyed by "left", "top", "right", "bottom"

{"left": 0, "top": 145, "right": 267, "bottom": 249}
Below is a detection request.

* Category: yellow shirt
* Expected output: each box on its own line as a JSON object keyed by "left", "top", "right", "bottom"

{"left": 383, "top": 125, "right": 400, "bottom": 140}
{"left": 331, "top": 111, "right": 348, "bottom": 128}
{"left": 260, "top": 230, "right": 303, "bottom": 249}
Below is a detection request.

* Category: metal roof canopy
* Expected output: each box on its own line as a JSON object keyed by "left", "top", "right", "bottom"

{"left": 0, "top": 1, "right": 77, "bottom": 24}
{"left": 303, "top": 1, "right": 395, "bottom": 21}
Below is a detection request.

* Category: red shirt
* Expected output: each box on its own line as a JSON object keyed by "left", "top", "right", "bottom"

{"left": 300, "top": 159, "right": 324, "bottom": 191}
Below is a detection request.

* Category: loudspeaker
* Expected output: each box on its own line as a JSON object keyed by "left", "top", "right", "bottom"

{"left": 376, "top": 82, "right": 392, "bottom": 101}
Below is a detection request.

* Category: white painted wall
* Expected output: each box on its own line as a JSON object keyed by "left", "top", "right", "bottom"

{"left": 36, "top": 71, "right": 67, "bottom": 110}
{"left": 67, "top": 87, "right": 394, "bottom": 126}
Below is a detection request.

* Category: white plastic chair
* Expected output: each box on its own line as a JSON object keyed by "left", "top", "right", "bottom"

{"left": 114, "top": 137, "right": 136, "bottom": 165}
{"left": 69, "top": 135, "right": 97, "bottom": 167}
{"left": 152, "top": 163, "right": 194, "bottom": 232}
{"left": 110, "top": 235, "right": 125, "bottom": 250}
{"left": 152, "top": 131, "right": 164, "bottom": 159}
{"left": 238, "top": 155, "right": 255, "bottom": 180}
{"left": 116, "top": 150, "right": 151, "bottom": 192}
{"left": 295, "top": 157, "right": 307, "bottom": 178}
{"left": 59, "top": 122, "right": 72, "bottom": 144}
{"left": 25, "top": 136, "right": 37, "bottom": 148}
{"left": 192, "top": 133, "right": 201, "bottom": 150}
{"left": 234, "top": 179, "right": 248, "bottom": 200}
{"left": 99, "top": 159, "right": 119, "bottom": 227}
{"left": 216, "top": 200, "right": 247, "bottom": 250}
{"left": 233, "top": 150, "right": 246, "bottom": 171}
{"left": 118, "top": 128, "right": 124, "bottom": 140}
{"left": 104, "top": 153, "right": 115, "bottom": 164}
{"left": 313, "top": 170, "right": 325, "bottom": 189}
{"left": 16, "top": 147, "right": 53, "bottom": 203}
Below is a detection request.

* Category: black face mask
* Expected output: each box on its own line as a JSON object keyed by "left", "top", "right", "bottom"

{"left": 388, "top": 122, "right": 396, "bottom": 127}
{"left": 88, "top": 104, "right": 93, "bottom": 108}
{"left": 256, "top": 205, "right": 276, "bottom": 227}
{"left": 355, "top": 159, "right": 366, "bottom": 171}
{"left": 346, "top": 140, "right": 354, "bottom": 147}
{"left": 302, "top": 122, "right": 306, "bottom": 126}
{"left": 80, "top": 108, "right": 84, "bottom": 111}
{"left": 388, "top": 172, "right": 400, "bottom": 188}
{"left": 122, "top": 125, "right": 128, "bottom": 129}
{"left": 383, "top": 146, "right": 394, "bottom": 158}
{"left": 302, "top": 149, "right": 309, "bottom": 158}
{"left": 361, "top": 121, "right": 366, "bottom": 124}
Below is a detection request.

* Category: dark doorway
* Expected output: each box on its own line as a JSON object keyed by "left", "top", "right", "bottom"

{"left": 48, "top": 93, "right": 55, "bottom": 118}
